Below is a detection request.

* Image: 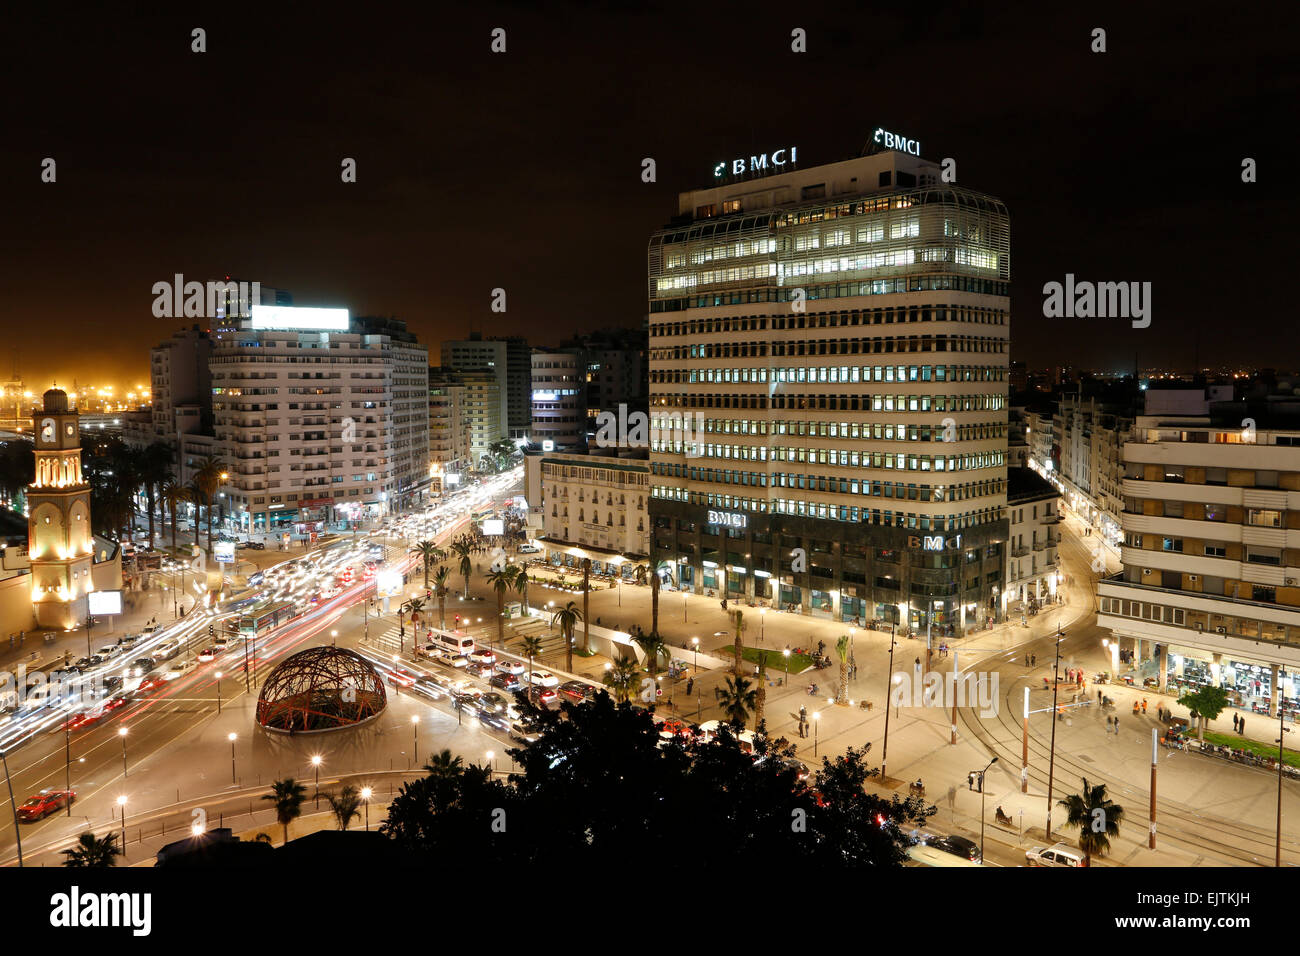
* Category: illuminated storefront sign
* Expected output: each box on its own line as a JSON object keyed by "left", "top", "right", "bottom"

{"left": 872, "top": 127, "right": 921, "bottom": 156}
{"left": 707, "top": 509, "right": 748, "bottom": 529}
{"left": 250, "top": 305, "right": 349, "bottom": 331}
{"left": 713, "top": 147, "right": 798, "bottom": 179}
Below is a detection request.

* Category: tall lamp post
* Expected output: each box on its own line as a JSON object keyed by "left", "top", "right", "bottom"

{"left": 215, "top": 670, "right": 223, "bottom": 714}
{"left": 228, "top": 732, "right": 238, "bottom": 784}
{"left": 880, "top": 624, "right": 898, "bottom": 780}
{"left": 783, "top": 647, "right": 790, "bottom": 688}
{"left": 813, "top": 711, "right": 821, "bottom": 757}
{"left": 1, "top": 751, "right": 22, "bottom": 866}
{"left": 311, "top": 754, "right": 322, "bottom": 809}
{"left": 1045, "top": 625, "right": 1065, "bottom": 841}
{"left": 760, "top": 608, "right": 767, "bottom": 645}
{"left": 118, "top": 726, "right": 128, "bottom": 777}
{"left": 361, "top": 786, "right": 372, "bottom": 831}
{"left": 117, "top": 795, "right": 127, "bottom": 852}
{"left": 412, "top": 715, "right": 420, "bottom": 766}
{"left": 976, "top": 755, "right": 998, "bottom": 862}
{"left": 1277, "top": 717, "right": 1291, "bottom": 867}
{"left": 691, "top": 637, "right": 699, "bottom": 676}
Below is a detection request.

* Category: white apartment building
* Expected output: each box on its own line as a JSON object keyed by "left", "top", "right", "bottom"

{"left": 1005, "top": 466, "right": 1060, "bottom": 612}
{"left": 181, "top": 308, "right": 428, "bottom": 533}
{"left": 647, "top": 138, "right": 1010, "bottom": 632}
{"left": 534, "top": 450, "right": 650, "bottom": 573}
{"left": 1097, "top": 386, "right": 1300, "bottom": 712}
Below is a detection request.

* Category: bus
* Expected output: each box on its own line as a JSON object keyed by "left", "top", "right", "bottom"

{"left": 239, "top": 601, "right": 298, "bottom": 637}
{"left": 425, "top": 627, "right": 475, "bottom": 658}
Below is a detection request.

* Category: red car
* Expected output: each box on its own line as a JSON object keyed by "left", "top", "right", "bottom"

{"left": 532, "top": 688, "right": 558, "bottom": 707}
{"left": 18, "top": 789, "right": 75, "bottom": 821}
{"left": 389, "top": 666, "right": 417, "bottom": 688}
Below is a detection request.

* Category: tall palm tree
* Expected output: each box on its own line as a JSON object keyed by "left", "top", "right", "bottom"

{"left": 453, "top": 540, "right": 473, "bottom": 598}
{"left": 714, "top": 674, "right": 758, "bottom": 730}
{"left": 603, "top": 656, "right": 641, "bottom": 703}
{"left": 424, "top": 748, "right": 465, "bottom": 781}
{"left": 402, "top": 597, "right": 426, "bottom": 632}
{"left": 632, "top": 564, "right": 647, "bottom": 586}
{"left": 513, "top": 566, "right": 530, "bottom": 616}
{"left": 834, "top": 634, "right": 851, "bottom": 705}
{"left": 327, "top": 784, "right": 362, "bottom": 831}
{"left": 61, "top": 831, "right": 122, "bottom": 867}
{"left": 486, "top": 564, "right": 518, "bottom": 648}
{"left": 650, "top": 563, "right": 661, "bottom": 639}
{"left": 433, "top": 565, "right": 450, "bottom": 629}
{"left": 633, "top": 630, "right": 667, "bottom": 690}
{"left": 160, "top": 480, "right": 189, "bottom": 552}
{"left": 192, "top": 455, "right": 226, "bottom": 555}
{"left": 261, "top": 777, "right": 308, "bottom": 846}
{"left": 520, "top": 635, "right": 544, "bottom": 688}
{"left": 580, "top": 558, "right": 592, "bottom": 654}
{"left": 731, "top": 608, "right": 746, "bottom": 676}
{"left": 138, "top": 441, "right": 174, "bottom": 547}
{"left": 1057, "top": 777, "right": 1124, "bottom": 864}
{"left": 551, "top": 600, "right": 582, "bottom": 674}
{"left": 755, "top": 656, "right": 767, "bottom": 731}
{"left": 412, "top": 539, "right": 440, "bottom": 591}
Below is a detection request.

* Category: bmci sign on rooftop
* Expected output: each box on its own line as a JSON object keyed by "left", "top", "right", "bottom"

{"left": 714, "top": 146, "right": 798, "bottom": 179}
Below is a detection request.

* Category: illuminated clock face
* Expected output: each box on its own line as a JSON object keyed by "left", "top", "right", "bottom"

{"left": 64, "top": 424, "right": 75, "bottom": 437}
{"left": 39, "top": 418, "right": 55, "bottom": 443}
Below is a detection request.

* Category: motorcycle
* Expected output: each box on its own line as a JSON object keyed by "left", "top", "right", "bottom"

{"left": 995, "top": 806, "right": 1013, "bottom": 827}
{"left": 806, "top": 683, "right": 819, "bottom": 696}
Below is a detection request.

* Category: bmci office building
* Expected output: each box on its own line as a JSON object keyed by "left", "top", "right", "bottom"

{"left": 646, "top": 138, "right": 1011, "bottom": 635}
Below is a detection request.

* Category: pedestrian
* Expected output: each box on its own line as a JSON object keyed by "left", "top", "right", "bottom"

{"left": 686, "top": 677, "right": 694, "bottom": 696}
{"left": 1233, "top": 713, "right": 1239, "bottom": 732}
{"left": 1114, "top": 717, "right": 1119, "bottom": 734}
{"left": 1031, "top": 654, "right": 1036, "bottom": 667}
{"left": 1240, "top": 717, "right": 1246, "bottom": 734}
{"left": 1025, "top": 654, "right": 1030, "bottom": 667}
{"left": 1098, "top": 689, "right": 1102, "bottom": 703}
{"left": 1141, "top": 697, "right": 1147, "bottom": 714}
{"left": 1106, "top": 715, "right": 1112, "bottom": 730}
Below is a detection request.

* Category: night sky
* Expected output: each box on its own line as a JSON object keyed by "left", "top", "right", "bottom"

{"left": 2, "top": 1, "right": 1292, "bottom": 389}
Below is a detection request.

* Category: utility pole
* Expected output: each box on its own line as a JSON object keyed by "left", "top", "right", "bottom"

{"left": 1044, "top": 625, "right": 1064, "bottom": 840}
{"left": 1022, "top": 686, "right": 1030, "bottom": 793}
{"left": 1277, "top": 712, "right": 1290, "bottom": 867}
{"left": 881, "top": 624, "right": 897, "bottom": 780}
{"left": 1149, "top": 727, "right": 1158, "bottom": 850}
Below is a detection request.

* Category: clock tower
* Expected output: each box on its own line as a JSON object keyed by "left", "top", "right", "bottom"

{"left": 28, "top": 388, "right": 94, "bottom": 629}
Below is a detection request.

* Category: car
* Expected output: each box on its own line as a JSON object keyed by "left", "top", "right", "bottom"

{"left": 494, "top": 660, "right": 525, "bottom": 676}
{"left": 97, "top": 645, "right": 122, "bottom": 658}
{"left": 389, "top": 666, "right": 417, "bottom": 688}
{"left": 467, "top": 662, "right": 495, "bottom": 679}
{"left": 528, "top": 670, "right": 559, "bottom": 688}
{"left": 117, "top": 634, "right": 141, "bottom": 649}
{"left": 128, "top": 657, "right": 156, "bottom": 678}
{"left": 442, "top": 653, "right": 469, "bottom": 669}
{"left": 140, "top": 624, "right": 159, "bottom": 636}
{"left": 529, "top": 687, "right": 558, "bottom": 707}
{"left": 478, "top": 691, "right": 509, "bottom": 714}
{"left": 907, "top": 827, "right": 941, "bottom": 847}
{"left": 509, "top": 720, "right": 542, "bottom": 745}
{"left": 72, "top": 657, "right": 95, "bottom": 671}
{"left": 932, "top": 835, "right": 981, "bottom": 863}
{"left": 197, "top": 647, "right": 217, "bottom": 662}
{"left": 518, "top": 544, "right": 541, "bottom": 554}
{"left": 238, "top": 540, "right": 266, "bottom": 550}
{"left": 490, "top": 673, "right": 523, "bottom": 692}
{"left": 452, "top": 690, "right": 483, "bottom": 711}
{"left": 154, "top": 638, "right": 181, "bottom": 659}
{"left": 1025, "top": 843, "right": 1089, "bottom": 867}
{"left": 476, "top": 707, "right": 510, "bottom": 731}
{"left": 17, "top": 789, "right": 75, "bottom": 821}
{"left": 559, "top": 680, "right": 595, "bottom": 703}
{"left": 469, "top": 648, "right": 496, "bottom": 665}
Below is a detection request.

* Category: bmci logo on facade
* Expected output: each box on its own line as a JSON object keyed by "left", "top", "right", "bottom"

{"left": 151, "top": 274, "right": 260, "bottom": 319}
{"left": 594, "top": 403, "right": 706, "bottom": 458}
{"left": 890, "top": 669, "right": 999, "bottom": 718}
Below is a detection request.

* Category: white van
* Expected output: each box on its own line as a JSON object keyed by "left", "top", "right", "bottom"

{"left": 697, "top": 720, "right": 759, "bottom": 755}
{"left": 908, "top": 844, "right": 982, "bottom": 867}
{"left": 1026, "top": 842, "right": 1088, "bottom": 867}
{"left": 427, "top": 628, "right": 474, "bottom": 658}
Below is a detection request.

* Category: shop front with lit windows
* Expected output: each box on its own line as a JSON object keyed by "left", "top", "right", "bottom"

{"left": 650, "top": 500, "right": 1006, "bottom": 637}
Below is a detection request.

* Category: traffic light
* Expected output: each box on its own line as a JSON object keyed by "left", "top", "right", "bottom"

{"left": 209, "top": 623, "right": 215, "bottom": 638}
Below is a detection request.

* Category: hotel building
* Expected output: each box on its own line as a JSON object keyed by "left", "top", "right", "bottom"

{"left": 1097, "top": 385, "right": 1300, "bottom": 713}
{"left": 646, "top": 139, "right": 1010, "bottom": 632}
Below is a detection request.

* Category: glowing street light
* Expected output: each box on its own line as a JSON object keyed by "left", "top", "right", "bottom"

{"left": 118, "top": 726, "right": 128, "bottom": 777}
{"left": 228, "top": 732, "right": 238, "bottom": 784}
{"left": 311, "top": 754, "right": 322, "bottom": 808}
{"left": 361, "top": 786, "right": 373, "bottom": 831}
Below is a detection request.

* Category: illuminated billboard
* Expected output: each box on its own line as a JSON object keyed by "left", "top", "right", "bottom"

{"left": 481, "top": 518, "right": 504, "bottom": 536}
{"left": 250, "top": 305, "right": 350, "bottom": 331}
{"left": 214, "top": 541, "right": 236, "bottom": 564}
{"left": 376, "top": 568, "right": 403, "bottom": 597}
{"left": 87, "top": 590, "right": 123, "bottom": 615}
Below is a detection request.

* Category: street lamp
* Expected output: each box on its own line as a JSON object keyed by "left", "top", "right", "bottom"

{"left": 760, "top": 608, "right": 767, "bottom": 645}
{"left": 813, "top": 711, "right": 821, "bottom": 757}
{"left": 881, "top": 625, "right": 898, "bottom": 781}
{"left": 486, "top": 750, "right": 494, "bottom": 773}
{"left": 1045, "top": 625, "right": 1066, "bottom": 841}
{"left": 215, "top": 670, "right": 223, "bottom": 714}
{"left": 311, "top": 754, "right": 322, "bottom": 808}
{"left": 361, "top": 786, "right": 372, "bottom": 831}
{"left": 412, "top": 715, "right": 420, "bottom": 765}
{"left": 119, "top": 726, "right": 128, "bottom": 777}
{"left": 692, "top": 637, "right": 699, "bottom": 676}
{"left": 228, "top": 732, "right": 237, "bottom": 784}
{"left": 331, "top": 629, "right": 338, "bottom": 648}
{"left": 976, "top": 755, "right": 998, "bottom": 862}
{"left": 783, "top": 647, "right": 790, "bottom": 687}
{"left": 117, "top": 794, "right": 127, "bottom": 849}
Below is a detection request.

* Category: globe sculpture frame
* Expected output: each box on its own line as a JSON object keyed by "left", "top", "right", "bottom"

{"left": 256, "top": 647, "right": 387, "bottom": 733}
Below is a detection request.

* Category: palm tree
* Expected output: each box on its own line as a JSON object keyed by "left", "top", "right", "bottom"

{"left": 513, "top": 566, "right": 530, "bottom": 616}
{"left": 412, "top": 539, "right": 440, "bottom": 591}
{"left": 603, "top": 656, "right": 641, "bottom": 703}
{"left": 1057, "top": 777, "right": 1125, "bottom": 864}
{"left": 327, "top": 784, "right": 362, "bottom": 831}
{"left": 551, "top": 600, "right": 582, "bottom": 674}
{"left": 138, "top": 441, "right": 173, "bottom": 547}
{"left": 486, "top": 564, "right": 519, "bottom": 648}
{"left": 192, "top": 455, "right": 226, "bottom": 555}
{"left": 61, "top": 831, "right": 122, "bottom": 867}
{"left": 754, "top": 656, "right": 767, "bottom": 731}
{"left": 714, "top": 674, "right": 758, "bottom": 729}
{"left": 160, "top": 480, "right": 189, "bottom": 552}
{"left": 424, "top": 748, "right": 465, "bottom": 781}
{"left": 834, "top": 634, "right": 851, "bottom": 704}
{"left": 632, "top": 564, "right": 647, "bottom": 586}
{"left": 402, "top": 597, "right": 427, "bottom": 637}
{"left": 433, "top": 565, "right": 450, "bottom": 629}
{"left": 633, "top": 630, "right": 667, "bottom": 691}
{"left": 262, "top": 777, "right": 308, "bottom": 846}
{"left": 731, "top": 608, "right": 746, "bottom": 676}
{"left": 580, "top": 558, "right": 592, "bottom": 654}
{"left": 453, "top": 540, "right": 473, "bottom": 598}
{"left": 650, "top": 563, "right": 661, "bottom": 639}
{"left": 520, "top": 635, "right": 544, "bottom": 688}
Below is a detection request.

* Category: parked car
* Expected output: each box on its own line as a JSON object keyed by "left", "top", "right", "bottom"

{"left": 1026, "top": 843, "right": 1088, "bottom": 867}
{"left": 489, "top": 673, "right": 523, "bottom": 693}
{"left": 117, "top": 634, "right": 140, "bottom": 649}
{"left": 97, "top": 645, "right": 122, "bottom": 659}
{"left": 559, "top": 680, "right": 595, "bottom": 703}
{"left": 494, "top": 660, "right": 525, "bottom": 676}
{"left": 469, "top": 648, "right": 496, "bottom": 665}
{"left": 128, "top": 658, "right": 156, "bottom": 678}
{"left": 518, "top": 544, "right": 541, "bottom": 554}
{"left": 527, "top": 670, "right": 559, "bottom": 688}
{"left": 17, "top": 789, "right": 75, "bottom": 821}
